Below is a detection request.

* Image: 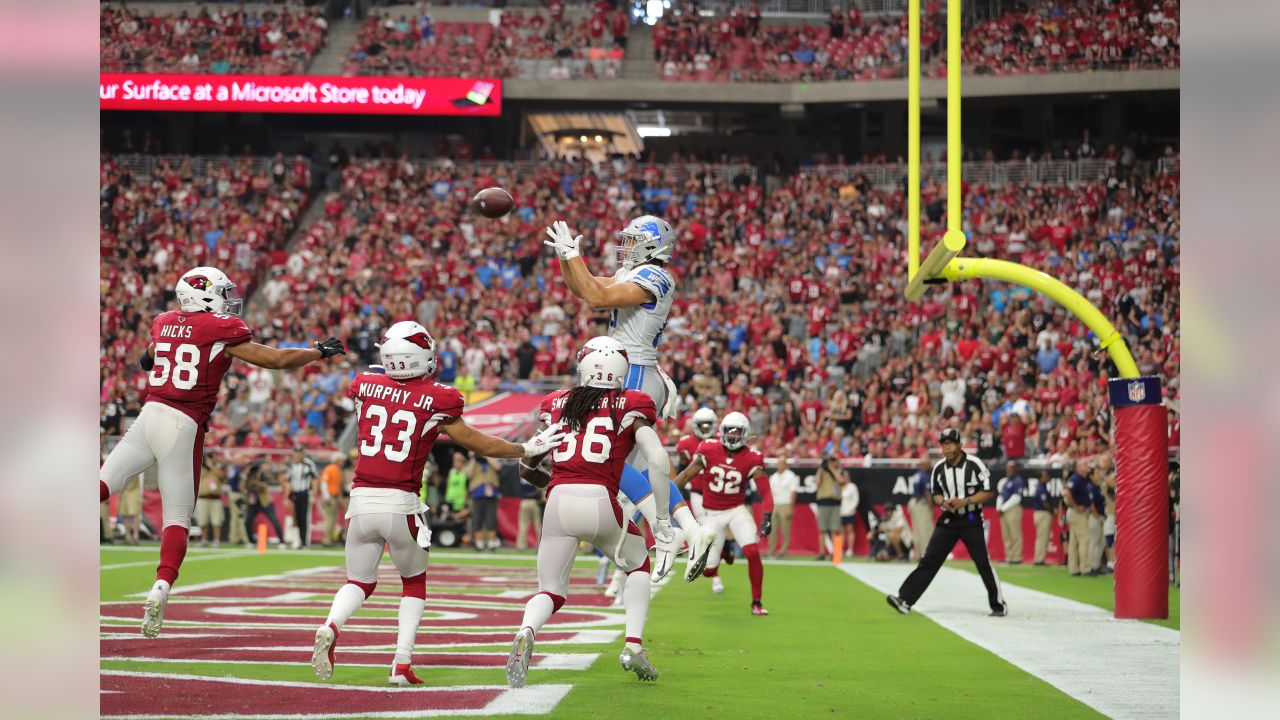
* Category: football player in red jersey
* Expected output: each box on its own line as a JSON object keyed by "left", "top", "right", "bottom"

{"left": 507, "top": 337, "right": 677, "bottom": 687}
{"left": 677, "top": 406, "right": 718, "bottom": 521}
{"left": 674, "top": 412, "right": 775, "bottom": 615}
{"left": 99, "top": 267, "right": 348, "bottom": 638}
{"left": 312, "top": 321, "right": 564, "bottom": 685}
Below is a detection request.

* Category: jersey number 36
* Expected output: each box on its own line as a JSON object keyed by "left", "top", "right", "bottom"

{"left": 552, "top": 417, "right": 613, "bottom": 464}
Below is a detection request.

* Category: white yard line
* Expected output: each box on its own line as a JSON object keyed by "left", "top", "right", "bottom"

{"left": 102, "top": 550, "right": 252, "bottom": 570}
{"left": 840, "top": 563, "right": 1179, "bottom": 720}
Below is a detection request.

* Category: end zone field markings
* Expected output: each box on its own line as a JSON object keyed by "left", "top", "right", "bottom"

{"left": 102, "top": 652, "right": 599, "bottom": 671}
{"left": 841, "top": 563, "right": 1178, "bottom": 720}
{"left": 101, "top": 670, "right": 572, "bottom": 718}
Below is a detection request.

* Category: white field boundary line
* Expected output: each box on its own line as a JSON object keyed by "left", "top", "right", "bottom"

{"left": 102, "top": 550, "right": 253, "bottom": 570}
{"left": 839, "top": 563, "right": 1178, "bottom": 720}
{"left": 102, "top": 653, "right": 599, "bottom": 671}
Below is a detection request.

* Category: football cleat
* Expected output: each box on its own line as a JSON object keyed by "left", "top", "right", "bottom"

{"left": 710, "top": 576, "right": 725, "bottom": 595}
{"left": 604, "top": 574, "right": 622, "bottom": 598}
{"left": 311, "top": 622, "right": 339, "bottom": 681}
{"left": 751, "top": 601, "right": 769, "bottom": 616}
{"left": 886, "top": 595, "right": 911, "bottom": 615}
{"left": 721, "top": 542, "right": 736, "bottom": 565}
{"left": 389, "top": 663, "right": 423, "bottom": 685}
{"left": 141, "top": 580, "right": 170, "bottom": 639}
{"left": 506, "top": 627, "right": 535, "bottom": 688}
{"left": 620, "top": 647, "right": 659, "bottom": 682}
{"left": 683, "top": 528, "right": 717, "bottom": 582}
{"left": 990, "top": 604, "right": 1009, "bottom": 617}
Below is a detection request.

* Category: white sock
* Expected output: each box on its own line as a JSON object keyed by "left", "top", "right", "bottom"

{"left": 673, "top": 505, "right": 702, "bottom": 537}
{"left": 151, "top": 579, "right": 171, "bottom": 597}
{"left": 395, "top": 596, "right": 425, "bottom": 665}
{"left": 613, "top": 569, "right": 627, "bottom": 595}
{"left": 520, "top": 593, "right": 556, "bottom": 635}
{"left": 623, "top": 570, "right": 651, "bottom": 642}
{"left": 324, "top": 583, "right": 367, "bottom": 629}
{"left": 634, "top": 495, "right": 657, "bottom": 526}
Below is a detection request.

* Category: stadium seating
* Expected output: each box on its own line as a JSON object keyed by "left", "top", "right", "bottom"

{"left": 100, "top": 4, "right": 329, "bottom": 75}
{"left": 343, "top": 6, "right": 625, "bottom": 80}
{"left": 232, "top": 151, "right": 1179, "bottom": 462}
{"left": 99, "top": 154, "right": 313, "bottom": 449}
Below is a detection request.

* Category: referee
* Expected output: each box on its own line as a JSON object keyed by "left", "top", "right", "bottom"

{"left": 283, "top": 446, "right": 321, "bottom": 549}
{"left": 887, "top": 428, "right": 1007, "bottom": 617}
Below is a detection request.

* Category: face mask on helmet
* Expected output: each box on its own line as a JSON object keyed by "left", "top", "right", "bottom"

{"left": 616, "top": 229, "right": 650, "bottom": 269}
{"left": 177, "top": 268, "right": 243, "bottom": 316}
{"left": 721, "top": 425, "right": 748, "bottom": 451}
{"left": 694, "top": 420, "right": 716, "bottom": 439}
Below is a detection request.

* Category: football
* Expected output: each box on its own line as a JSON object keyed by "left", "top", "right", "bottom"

{"left": 471, "top": 187, "right": 514, "bottom": 218}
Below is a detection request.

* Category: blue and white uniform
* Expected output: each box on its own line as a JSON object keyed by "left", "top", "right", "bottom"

{"left": 610, "top": 263, "right": 675, "bottom": 413}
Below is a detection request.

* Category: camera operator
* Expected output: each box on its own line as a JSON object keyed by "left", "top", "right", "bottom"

{"left": 813, "top": 455, "right": 843, "bottom": 561}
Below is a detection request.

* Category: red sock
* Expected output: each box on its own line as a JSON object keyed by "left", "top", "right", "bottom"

{"left": 156, "top": 526, "right": 188, "bottom": 586}
{"left": 703, "top": 566, "right": 719, "bottom": 578}
{"left": 744, "top": 544, "right": 764, "bottom": 603}
{"left": 100, "top": 481, "right": 109, "bottom": 502}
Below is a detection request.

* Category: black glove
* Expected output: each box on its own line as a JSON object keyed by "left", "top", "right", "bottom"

{"left": 760, "top": 512, "right": 773, "bottom": 537}
{"left": 315, "top": 336, "right": 346, "bottom": 359}
{"left": 139, "top": 352, "right": 155, "bottom": 371}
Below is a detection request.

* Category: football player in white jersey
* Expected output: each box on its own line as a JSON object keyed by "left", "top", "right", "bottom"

{"left": 544, "top": 218, "right": 715, "bottom": 584}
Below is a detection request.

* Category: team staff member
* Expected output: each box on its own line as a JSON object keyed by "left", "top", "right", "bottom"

{"left": 996, "top": 461, "right": 1025, "bottom": 564}
{"left": 1027, "top": 469, "right": 1054, "bottom": 565}
{"left": 907, "top": 459, "right": 934, "bottom": 560}
{"left": 766, "top": 456, "right": 799, "bottom": 557}
{"left": 283, "top": 447, "right": 321, "bottom": 549}
{"left": 887, "top": 429, "right": 1007, "bottom": 617}
{"left": 1063, "top": 460, "right": 1093, "bottom": 576}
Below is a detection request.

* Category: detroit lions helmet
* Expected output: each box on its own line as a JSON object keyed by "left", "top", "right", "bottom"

{"left": 617, "top": 215, "right": 675, "bottom": 270}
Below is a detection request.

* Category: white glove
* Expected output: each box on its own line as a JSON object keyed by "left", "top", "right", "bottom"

{"left": 521, "top": 422, "right": 566, "bottom": 458}
{"left": 544, "top": 220, "right": 582, "bottom": 260}
{"left": 651, "top": 517, "right": 677, "bottom": 581}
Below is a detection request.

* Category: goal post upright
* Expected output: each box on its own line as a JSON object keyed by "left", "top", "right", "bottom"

{"left": 903, "top": 0, "right": 1168, "bottom": 619}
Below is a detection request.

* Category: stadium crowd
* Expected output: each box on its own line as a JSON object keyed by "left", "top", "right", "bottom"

{"left": 344, "top": 3, "right": 627, "bottom": 79}
{"left": 100, "top": 3, "right": 329, "bottom": 75}
{"left": 100, "top": 141, "right": 1179, "bottom": 477}
{"left": 655, "top": 0, "right": 1178, "bottom": 82}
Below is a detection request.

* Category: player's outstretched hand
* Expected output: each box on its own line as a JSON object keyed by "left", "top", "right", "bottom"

{"left": 760, "top": 512, "right": 773, "bottom": 537}
{"left": 522, "top": 423, "right": 566, "bottom": 458}
{"left": 651, "top": 518, "right": 677, "bottom": 581}
{"left": 315, "top": 337, "right": 346, "bottom": 359}
{"left": 544, "top": 220, "right": 582, "bottom": 260}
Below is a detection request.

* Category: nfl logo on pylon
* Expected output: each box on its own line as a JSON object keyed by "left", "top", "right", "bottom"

{"left": 1127, "top": 381, "right": 1146, "bottom": 403}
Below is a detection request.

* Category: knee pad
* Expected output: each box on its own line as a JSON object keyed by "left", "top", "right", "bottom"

{"left": 161, "top": 509, "right": 193, "bottom": 530}
{"left": 347, "top": 579, "right": 377, "bottom": 599}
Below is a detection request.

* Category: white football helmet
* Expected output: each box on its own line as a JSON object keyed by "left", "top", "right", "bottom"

{"left": 379, "top": 321, "right": 437, "bottom": 380}
{"left": 576, "top": 336, "right": 630, "bottom": 389}
{"left": 691, "top": 407, "right": 718, "bottom": 440}
{"left": 175, "top": 266, "right": 242, "bottom": 315}
{"left": 617, "top": 215, "right": 675, "bottom": 270}
{"left": 719, "top": 411, "right": 750, "bottom": 451}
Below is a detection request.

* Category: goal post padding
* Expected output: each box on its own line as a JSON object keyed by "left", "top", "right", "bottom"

{"left": 1109, "top": 377, "right": 1170, "bottom": 619}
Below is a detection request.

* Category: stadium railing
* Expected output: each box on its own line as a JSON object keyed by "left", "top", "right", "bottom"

{"left": 110, "top": 154, "right": 295, "bottom": 180}
{"left": 803, "top": 157, "right": 1125, "bottom": 188}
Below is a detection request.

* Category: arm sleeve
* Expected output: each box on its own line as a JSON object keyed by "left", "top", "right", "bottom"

{"left": 634, "top": 424, "right": 670, "bottom": 522}
{"left": 930, "top": 464, "right": 943, "bottom": 496}
{"left": 973, "top": 458, "right": 992, "bottom": 492}
{"left": 753, "top": 456, "right": 774, "bottom": 513}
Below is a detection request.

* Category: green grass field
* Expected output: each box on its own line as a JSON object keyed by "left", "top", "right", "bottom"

{"left": 102, "top": 547, "right": 1180, "bottom": 720}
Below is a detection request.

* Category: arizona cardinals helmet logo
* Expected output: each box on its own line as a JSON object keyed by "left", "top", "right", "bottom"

{"left": 183, "top": 275, "right": 212, "bottom": 291}
{"left": 399, "top": 332, "right": 435, "bottom": 350}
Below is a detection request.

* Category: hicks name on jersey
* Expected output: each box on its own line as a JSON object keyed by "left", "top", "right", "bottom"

{"left": 158, "top": 324, "right": 194, "bottom": 339}
{"left": 356, "top": 380, "right": 437, "bottom": 410}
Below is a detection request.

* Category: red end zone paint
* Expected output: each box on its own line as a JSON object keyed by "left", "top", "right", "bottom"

{"left": 101, "top": 672, "right": 504, "bottom": 716}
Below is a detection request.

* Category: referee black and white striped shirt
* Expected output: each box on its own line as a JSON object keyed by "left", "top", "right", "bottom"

{"left": 285, "top": 456, "right": 321, "bottom": 494}
{"left": 930, "top": 453, "right": 992, "bottom": 526}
